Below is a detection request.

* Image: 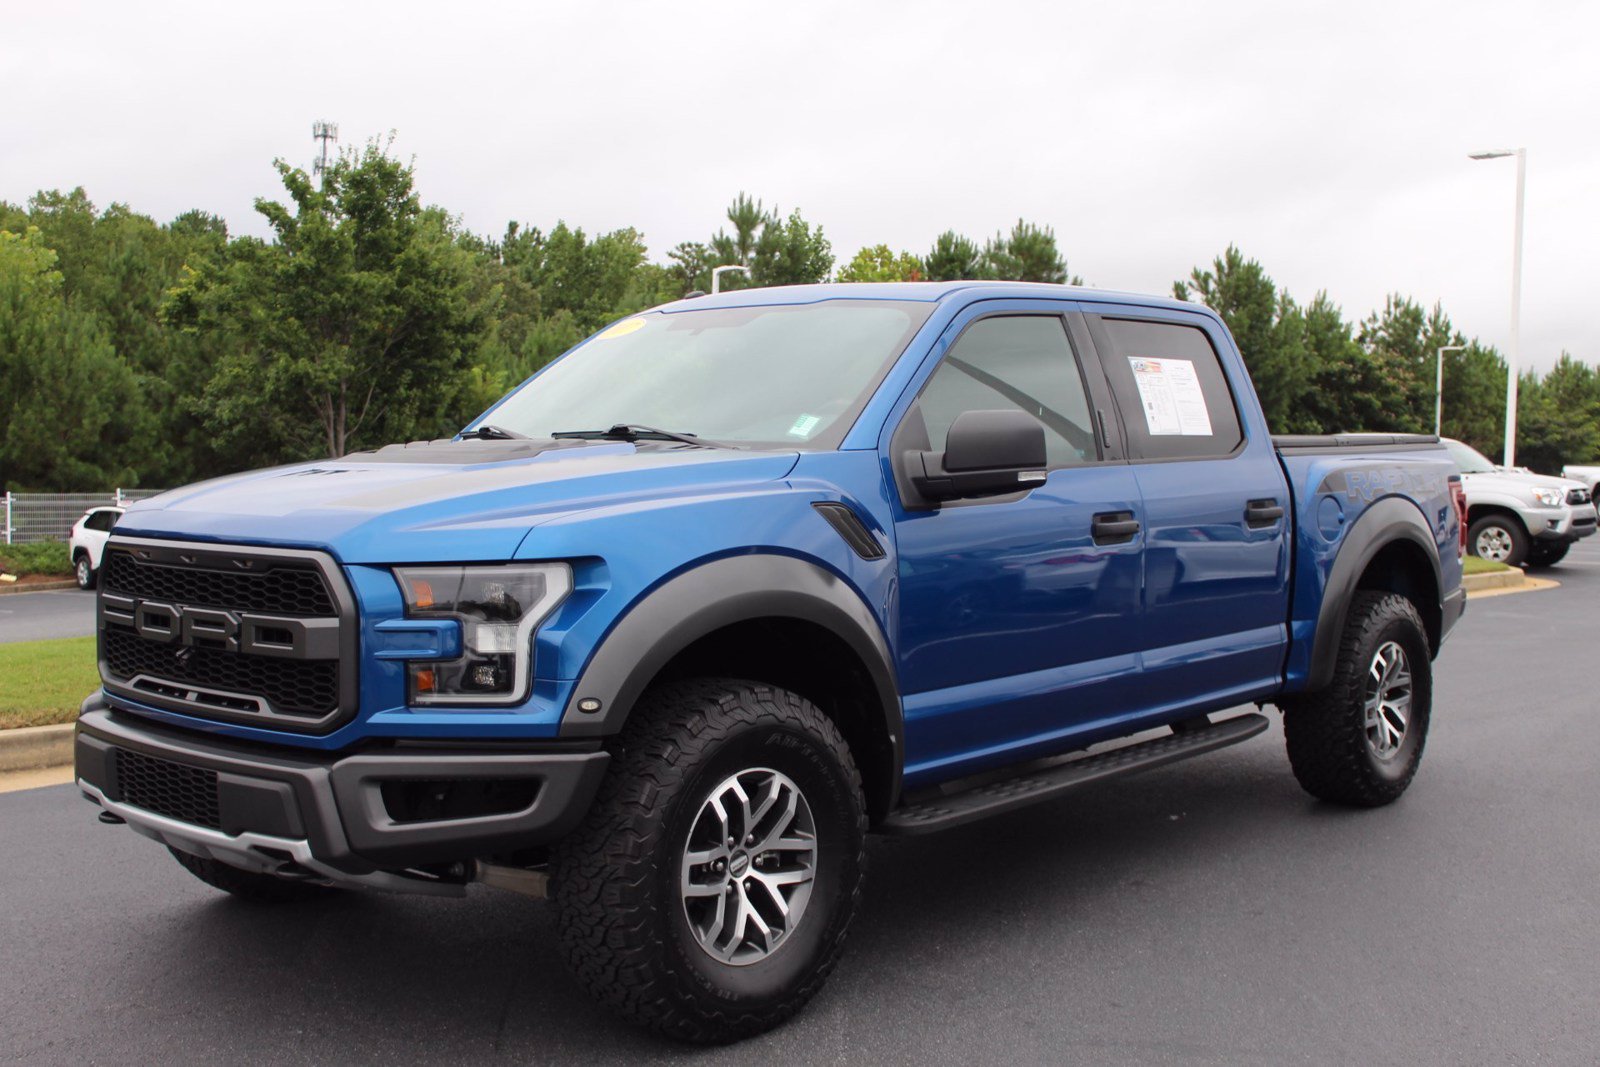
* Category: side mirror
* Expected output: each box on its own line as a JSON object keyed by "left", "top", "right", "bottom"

{"left": 906, "top": 409, "right": 1048, "bottom": 503}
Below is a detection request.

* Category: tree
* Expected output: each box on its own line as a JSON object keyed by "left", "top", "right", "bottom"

{"left": 1292, "top": 292, "right": 1411, "bottom": 435}
{"left": 1176, "top": 245, "right": 1309, "bottom": 431}
{"left": 0, "top": 228, "right": 142, "bottom": 490}
{"left": 1515, "top": 354, "right": 1600, "bottom": 473}
{"left": 751, "top": 208, "right": 832, "bottom": 286}
{"left": 923, "top": 230, "right": 981, "bottom": 281}
{"left": 983, "top": 220, "right": 1077, "bottom": 284}
{"left": 836, "top": 244, "right": 923, "bottom": 283}
{"left": 166, "top": 141, "right": 489, "bottom": 460}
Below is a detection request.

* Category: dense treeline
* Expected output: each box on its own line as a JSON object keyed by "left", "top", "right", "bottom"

{"left": 2, "top": 140, "right": 1596, "bottom": 492}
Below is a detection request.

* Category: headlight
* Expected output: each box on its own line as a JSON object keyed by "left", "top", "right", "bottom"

{"left": 1531, "top": 487, "right": 1564, "bottom": 507}
{"left": 393, "top": 564, "right": 572, "bottom": 705}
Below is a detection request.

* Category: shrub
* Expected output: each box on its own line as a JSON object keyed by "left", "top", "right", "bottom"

{"left": 0, "top": 541, "right": 73, "bottom": 576}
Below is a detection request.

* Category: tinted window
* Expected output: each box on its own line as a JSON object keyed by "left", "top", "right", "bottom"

{"left": 482, "top": 300, "right": 935, "bottom": 449}
{"left": 1094, "top": 317, "right": 1243, "bottom": 460}
{"left": 916, "top": 316, "right": 1097, "bottom": 468}
{"left": 86, "top": 510, "right": 119, "bottom": 532}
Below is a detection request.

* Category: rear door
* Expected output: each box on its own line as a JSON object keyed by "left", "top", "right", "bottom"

{"left": 1084, "top": 307, "right": 1290, "bottom": 708}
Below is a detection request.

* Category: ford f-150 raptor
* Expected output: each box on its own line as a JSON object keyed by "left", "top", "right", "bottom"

{"left": 75, "top": 281, "right": 1466, "bottom": 1042}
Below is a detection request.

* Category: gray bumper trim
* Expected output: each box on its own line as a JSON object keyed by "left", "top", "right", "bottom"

{"left": 79, "top": 781, "right": 465, "bottom": 896}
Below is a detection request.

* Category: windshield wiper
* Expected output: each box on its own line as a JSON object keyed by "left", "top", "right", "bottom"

{"left": 457, "top": 424, "right": 529, "bottom": 441}
{"left": 551, "top": 424, "right": 714, "bottom": 448}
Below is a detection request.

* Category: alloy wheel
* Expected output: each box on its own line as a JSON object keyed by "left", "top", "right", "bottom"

{"left": 1364, "top": 640, "right": 1412, "bottom": 760}
{"left": 679, "top": 767, "right": 817, "bottom": 966}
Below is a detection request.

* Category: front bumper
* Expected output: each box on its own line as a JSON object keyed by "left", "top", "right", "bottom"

{"left": 74, "top": 695, "right": 609, "bottom": 896}
{"left": 1529, "top": 504, "right": 1598, "bottom": 543}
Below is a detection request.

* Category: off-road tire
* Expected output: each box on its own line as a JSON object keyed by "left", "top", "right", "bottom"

{"left": 552, "top": 679, "right": 867, "bottom": 1044}
{"left": 1468, "top": 514, "right": 1528, "bottom": 567}
{"left": 1281, "top": 592, "right": 1432, "bottom": 807}
{"left": 168, "top": 847, "right": 335, "bottom": 903}
{"left": 74, "top": 552, "right": 96, "bottom": 590}
{"left": 1525, "top": 541, "right": 1569, "bottom": 568}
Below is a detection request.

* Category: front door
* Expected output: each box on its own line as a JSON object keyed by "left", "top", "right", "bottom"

{"left": 888, "top": 303, "right": 1145, "bottom": 785}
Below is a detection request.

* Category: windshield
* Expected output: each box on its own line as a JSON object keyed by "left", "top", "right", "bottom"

{"left": 479, "top": 299, "right": 935, "bottom": 449}
{"left": 1444, "top": 438, "right": 1496, "bottom": 474}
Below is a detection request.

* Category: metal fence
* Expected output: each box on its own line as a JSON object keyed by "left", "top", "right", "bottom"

{"left": 2, "top": 490, "right": 167, "bottom": 544}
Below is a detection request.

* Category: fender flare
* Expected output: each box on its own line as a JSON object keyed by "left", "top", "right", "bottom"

{"left": 1308, "top": 495, "right": 1443, "bottom": 691}
{"left": 558, "top": 554, "right": 904, "bottom": 804}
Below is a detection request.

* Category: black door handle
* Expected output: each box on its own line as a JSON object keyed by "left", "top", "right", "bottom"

{"left": 1246, "top": 499, "right": 1285, "bottom": 528}
{"left": 1092, "top": 511, "right": 1140, "bottom": 545}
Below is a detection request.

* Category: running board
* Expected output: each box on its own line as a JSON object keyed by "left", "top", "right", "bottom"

{"left": 877, "top": 713, "right": 1270, "bottom": 836}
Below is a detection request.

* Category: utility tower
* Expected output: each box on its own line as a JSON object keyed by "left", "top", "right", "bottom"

{"left": 312, "top": 121, "right": 339, "bottom": 187}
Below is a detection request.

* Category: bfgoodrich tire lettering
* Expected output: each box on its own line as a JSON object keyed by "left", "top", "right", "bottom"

{"left": 552, "top": 679, "right": 867, "bottom": 1044}
{"left": 1280, "top": 591, "right": 1432, "bottom": 807}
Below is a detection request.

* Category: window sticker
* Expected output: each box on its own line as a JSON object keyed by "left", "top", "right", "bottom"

{"left": 1128, "top": 357, "right": 1213, "bottom": 436}
{"left": 787, "top": 414, "right": 822, "bottom": 438}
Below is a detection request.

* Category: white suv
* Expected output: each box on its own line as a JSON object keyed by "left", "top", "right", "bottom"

{"left": 1445, "top": 439, "right": 1597, "bottom": 568}
{"left": 68, "top": 507, "right": 123, "bottom": 589}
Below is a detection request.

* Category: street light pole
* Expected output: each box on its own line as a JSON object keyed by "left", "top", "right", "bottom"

{"left": 1468, "top": 147, "right": 1527, "bottom": 466}
{"left": 1435, "top": 344, "right": 1466, "bottom": 437}
{"left": 711, "top": 265, "right": 750, "bottom": 294}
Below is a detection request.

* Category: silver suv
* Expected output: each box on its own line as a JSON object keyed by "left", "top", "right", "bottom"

{"left": 1445, "top": 438, "right": 1597, "bottom": 567}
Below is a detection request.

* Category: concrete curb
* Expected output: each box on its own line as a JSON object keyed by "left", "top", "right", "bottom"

{"left": 0, "top": 579, "right": 77, "bottom": 596}
{"left": 1462, "top": 569, "right": 1526, "bottom": 593}
{"left": 0, "top": 722, "right": 74, "bottom": 772}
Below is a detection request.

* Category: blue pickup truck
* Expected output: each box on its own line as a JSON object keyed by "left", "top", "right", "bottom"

{"left": 76, "top": 281, "right": 1465, "bottom": 1042}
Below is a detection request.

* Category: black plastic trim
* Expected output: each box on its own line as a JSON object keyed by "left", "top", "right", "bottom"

{"left": 97, "top": 536, "right": 360, "bottom": 734}
{"left": 1274, "top": 433, "right": 1442, "bottom": 456}
{"left": 812, "top": 502, "right": 887, "bottom": 560}
{"left": 74, "top": 699, "right": 609, "bottom": 872}
{"left": 1306, "top": 496, "right": 1445, "bottom": 690}
{"left": 560, "top": 554, "right": 903, "bottom": 812}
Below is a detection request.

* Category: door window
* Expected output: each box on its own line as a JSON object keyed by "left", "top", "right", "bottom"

{"left": 1095, "top": 317, "right": 1244, "bottom": 460}
{"left": 916, "top": 315, "right": 1098, "bottom": 468}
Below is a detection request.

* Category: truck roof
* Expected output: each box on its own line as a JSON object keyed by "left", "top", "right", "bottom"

{"left": 657, "top": 280, "right": 1204, "bottom": 315}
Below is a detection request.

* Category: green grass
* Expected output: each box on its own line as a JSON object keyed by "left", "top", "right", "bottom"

{"left": 1463, "top": 555, "right": 1512, "bottom": 576}
{"left": 0, "top": 636, "right": 99, "bottom": 729}
{"left": 0, "top": 541, "right": 72, "bottom": 577}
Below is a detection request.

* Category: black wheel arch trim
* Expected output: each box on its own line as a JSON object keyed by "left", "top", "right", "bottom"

{"left": 559, "top": 553, "right": 904, "bottom": 812}
{"left": 1308, "top": 496, "right": 1445, "bottom": 691}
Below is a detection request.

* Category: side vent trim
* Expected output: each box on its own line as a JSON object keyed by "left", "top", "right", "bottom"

{"left": 812, "top": 503, "right": 887, "bottom": 561}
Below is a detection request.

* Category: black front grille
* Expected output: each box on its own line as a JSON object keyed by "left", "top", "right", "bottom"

{"left": 103, "top": 624, "right": 338, "bottom": 717}
{"left": 104, "top": 551, "right": 335, "bottom": 617}
{"left": 115, "top": 748, "right": 221, "bottom": 829}
{"left": 1567, "top": 488, "right": 1591, "bottom": 506}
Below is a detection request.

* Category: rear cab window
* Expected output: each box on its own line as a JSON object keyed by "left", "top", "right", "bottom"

{"left": 1089, "top": 315, "right": 1244, "bottom": 461}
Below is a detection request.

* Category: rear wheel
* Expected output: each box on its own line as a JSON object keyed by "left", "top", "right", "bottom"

{"left": 552, "top": 679, "right": 867, "bottom": 1044}
{"left": 1468, "top": 514, "right": 1528, "bottom": 567}
{"left": 74, "top": 553, "right": 96, "bottom": 590}
{"left": 168, "top": 848, "right": 334, "bottom": 904}
{"left": 1281, "top": 592, "right": 1432, "bottom": 807}
{"left": 1525, "top": 542, "right": 1569, "bottom": 568}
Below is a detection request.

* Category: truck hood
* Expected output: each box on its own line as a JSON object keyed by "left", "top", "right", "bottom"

{"left": 115, "top": 439, "right": 801, "bottom": 562}
{"left": 1461, "top": 469, "right": 1585, "bottom": 494}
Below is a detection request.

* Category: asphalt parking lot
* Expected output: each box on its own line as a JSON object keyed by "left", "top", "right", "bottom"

{"left": 3, "top": 542, "right": 1598, "bottom": 1064}
{"left": 0, "top": 587, "right": 94, "bottom": 643}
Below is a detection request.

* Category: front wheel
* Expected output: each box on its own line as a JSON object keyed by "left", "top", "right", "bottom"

{"left": 1468, "top": 514, "right": 1528, "bottom": 567}
{"left": 1281, "top": 592, "right": 1432, "bottom": 807}
{"left": 74, "top": 553, "right": 96, "bottom": 590}
{"left": 552, "top": 679, "right": 867, "bottom": 1044}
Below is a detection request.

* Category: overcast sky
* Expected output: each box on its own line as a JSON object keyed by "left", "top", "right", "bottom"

{"left": 6, "top": 0, "right": 1596, "bottom": 370}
